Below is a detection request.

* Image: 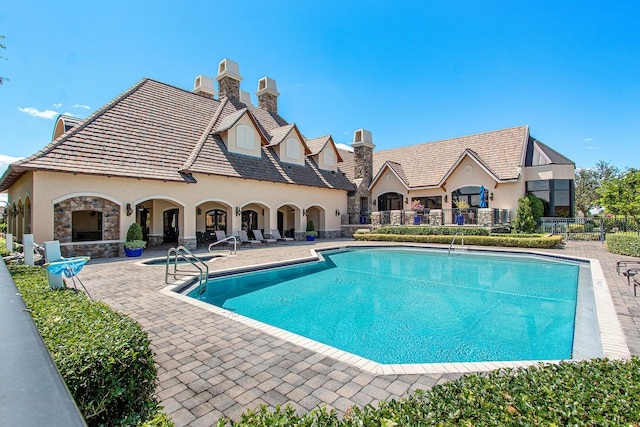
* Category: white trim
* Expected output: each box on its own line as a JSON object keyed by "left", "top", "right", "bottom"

{"left": 132, "top": 196, "right": 185, "bottom": 207}
{"left": 195, "top": 198, "right": 233, "bottom": 208}
{"left": 369, "top": 163, "right": 410, "bottom": 191}
{"left": 275, "top": 203, "right": 303, "bottom": 211}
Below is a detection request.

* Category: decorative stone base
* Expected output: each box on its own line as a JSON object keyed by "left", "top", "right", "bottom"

{"left": 61, "top": 242, "right": 121, "bottom": 259}
{"left": 294, "top": 231, "right": 306, "bottom": 241}
{"left": 318, "top": 230, "right": 341, "bottom": 239}
{"left": 178, "top": 236, "right": 197, "bottom": 250}
{"left": 147, "top": 235, "right": 164, "bottom": 246}
{"left": 341, "top": 225, "right": 373, "bottom": 238}
{"left": 428, "top": 209, "right": 444, "bottom": 226}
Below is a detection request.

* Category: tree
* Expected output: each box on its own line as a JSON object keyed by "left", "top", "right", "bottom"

{"left": 598, "top": 168, "right": 640, "bottom": 228}
{"left": 0, "top": 35, "right": 7, "bottom": 85}
{"left": 513, "top": 196, "right": 537, "bottom": 233}
{"left": 526, "top": 193, "right": 544, "bottom": 220}
{"left": 575, "top": 161, "right": 620, "bottom": 216}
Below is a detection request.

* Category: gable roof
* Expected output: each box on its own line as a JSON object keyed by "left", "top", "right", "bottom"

{"left": 525, "top": 136, "right": 574, "bottom": 166}
{"left": 372, "top": 125, "right": 531, "bottom": 188}
{"left": 306, "top": 135, "right": 344, "bottom": 163}
{"left": 0, "top": 78, "right": 354, "bottom": 192}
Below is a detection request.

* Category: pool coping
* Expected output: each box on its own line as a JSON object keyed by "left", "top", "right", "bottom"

{"left": 160, "top": 244, "right": 631, "bottom": 375}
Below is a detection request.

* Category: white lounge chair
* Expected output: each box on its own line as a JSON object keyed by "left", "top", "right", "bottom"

{"left": 271, "top": 229, "right": 294, "bottom": 244}
{"left": 238, "top": 230, "right": 262, "bottom": 247}
{"left": 253, "top": 229, "right": 277, "bottom": 245}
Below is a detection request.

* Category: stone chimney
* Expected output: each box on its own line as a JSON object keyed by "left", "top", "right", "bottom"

{"left": 193, "top": 75, "right": 216, "bottom": 99}
{"left": 215, "top": 58, "right": 242, "bottom": 100}
{"left": 352, "top": 129, "right": 375, "bottom": 181}
{"left": 256, "top": 77, "right": 279, "bottom": 113}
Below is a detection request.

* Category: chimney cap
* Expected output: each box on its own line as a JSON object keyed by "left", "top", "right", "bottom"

{"left": 351, "top": 129, "right": 375, "bottom": 149}
{"left": 239, "top": 90, "right": 252, "bottom": 105}
{"left": 256, "top": 76, "right": 280, "bottom": 97}
{"left": 216, "top": 58, "right": 242, "bottom": 82}
{"left": 193, "top": 75, "right": 216, "bottom": 97}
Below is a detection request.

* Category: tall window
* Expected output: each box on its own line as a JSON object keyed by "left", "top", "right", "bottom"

{"left": 526, "top": 179, "right": 574, "bottom": 217}
{"left": 452, "top": 186, "right": 482, "bottom": 208}
{"left": 285, "top": 138, "right": 300, "bottom": 159}
{"left": 236, "top": 124, "right": 255, "bottom": 150}
{"left": 72, "top": 210, "right": 103, "bottom": 242}
{"left": 378, "top": 193, "right": 403, "bottom": 211}
{"left": 323, "top": 148, "right": 335, "bottom": 166}
{"left": 206, "top": 209, "right": 227, "bottom": 233}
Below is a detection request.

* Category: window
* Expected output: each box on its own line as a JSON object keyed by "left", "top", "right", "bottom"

{"left": 236, "top": 124, "right": 255, "bottom": 150}
{"left": 323, "top": 148, "right": 335, "bottom": 166}
{"left": 412, "top": 196, "right": 442, "bottom": 210}
{"left": 285, "top": 138, "right": 300, "bottom": 159}
{"left": 206, "top": 209, "right": 227, "bottom": 233}
{"left": 526, "top": 179, "right": 574, "bottom": 217}
{"left": 452, "top": 186, "right": 482, "bottom": 208}
{"left": 72, "top": 210, "right": 103, "bottom": 242}
{"left": 377, "top": 193, "right": 403, "bottom": 211}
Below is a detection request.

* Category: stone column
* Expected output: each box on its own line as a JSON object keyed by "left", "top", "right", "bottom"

{"left": 428, "top": 209, "right": 444, "bottom": 226}
{"left": 371, "top": 212, "right": 381, "bottom": 229}
{"left": 390, "top": 210, "right": 402, "bottom": 226}
{"left": 478, "top": 208, "right": 494, "bottom": 227}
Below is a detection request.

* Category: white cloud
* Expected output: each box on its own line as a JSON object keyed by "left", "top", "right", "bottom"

{"left": 18, "top": 107, "right": 59, "bottom": 119}
{"left": 72, "top": 104, "right": 91, "bottom": 109}
{"left": 62, "top": 112, "right": 79, "bottom": 117}
{"left": 53, "top": 103, "right": 63, "bottom": 108}
{"left": 585, "top": 145, "right": 599, "bottom": 150}
{"left": 335, "top": 143, "right": 353, "bottom": 152}
{"left": 581, "top": 137, "right": 593, "bottom": 142}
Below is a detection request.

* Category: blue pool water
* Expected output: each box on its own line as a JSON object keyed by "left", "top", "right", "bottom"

{"left": 188, "top": 248, "right": 581, "bottom": 364}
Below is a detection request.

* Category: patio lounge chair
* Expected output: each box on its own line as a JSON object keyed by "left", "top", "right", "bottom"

{"left": 616, "top": 260, "right": 640, "bottom": 275}
{"left": 253, "top": 229, "right": 277, "bottom": 245}
{"left": 210, "top": 230, "right": 235, "bottom": 250}
{"left": 238, "top": 230, "right": 262, "bottom": 247}
{"left": 271, "top": 229, "right": 294, "bottom": 244}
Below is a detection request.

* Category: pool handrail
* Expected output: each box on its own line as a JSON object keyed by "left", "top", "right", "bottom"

{"left": 208, "top": 235, "right": 238, "bottom": 255}
{"left": 165, "top": 246, "right": 209, "bottom": 297}
{"left": 448, "top": 231, "right": 464, "bottom": 256}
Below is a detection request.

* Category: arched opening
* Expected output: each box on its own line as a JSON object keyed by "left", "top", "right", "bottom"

{"left": 24, "top": 197, "right": 32, "bottom": 234}
{"left": 305, "top": 205, "right": 326, "bottom": 237}
{"left": 452, "top": 186, "right": 482, "bottom": 208}
{"left": 242, "top": 210, "right": 259, "bottom": 238}
{"left": 377, "top": 192, "right": 403, "bottom": 211}
{"left": 163, "top": 209, "right": 179, "bottom": 243}
{"left": 206, "top": 209, "right": 227, "bottom": 233}
{"left": 277, "top": 204, "right": 299, "bottom": 238}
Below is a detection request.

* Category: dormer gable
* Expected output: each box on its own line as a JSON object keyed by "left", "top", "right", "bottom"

{"left": 267, "top": 124, "right": 310, "bottom": 166}
{"left": 214, "top": 108, "right": 267, "bottom": 158}
{"left": 306, "top": 135, "right": 343, "bottom": 172}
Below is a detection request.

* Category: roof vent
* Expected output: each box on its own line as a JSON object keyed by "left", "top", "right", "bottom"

{"left": 193, "top": 75, "right": 216, "bottom": 99}
{"left": 256, "top": 77, "right": 279, "bottom": 113}
{"left": 216, "top": 58, "right": 242, "bottom": 100}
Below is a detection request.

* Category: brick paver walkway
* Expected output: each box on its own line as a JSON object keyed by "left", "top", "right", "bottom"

{"left": 79, "top": 240, "right": 640, "bottom": 426}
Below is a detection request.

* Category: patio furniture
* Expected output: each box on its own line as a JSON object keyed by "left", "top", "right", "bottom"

{"left": 253, "top": 229, "right": 277, "bottom": 245}
{"left": 238, "top": 230, "right": 262, "bottom": 247}
{"left": 272, "top": 229, "right": 294, "bottom": 244}
{"left": 623, "top": 268, "right": 640, "bottom": 287}
{"left": 616, "top": 260, "right": 640, "bottom": 275}
{"left": 633, "top": 276, "right": 640, "bottom": 297}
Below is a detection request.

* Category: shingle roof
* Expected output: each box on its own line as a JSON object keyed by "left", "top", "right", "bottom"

{"left": 0, "top": 78, "right": 355, "bottom": 192}
{"left": 525, "top": 136, "right": 574, "bottom": 166}
{"left": 372, "top": 125, "right": 530, "bottom": 188}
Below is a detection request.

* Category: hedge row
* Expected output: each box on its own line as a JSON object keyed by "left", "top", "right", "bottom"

{"left": 606, "top": 232, "right": 640, "bottom": 257}
{"left": 354, "top": 233, "right": 564, "bottom": 248}
{"left": 8, "top": 265, "right": 173, "bottom": 427}
{"left": 219, "top": 358, "right": 640, "bottom": 426}
{"left": 374, "top": 226, "right": 490, "bottom": 236}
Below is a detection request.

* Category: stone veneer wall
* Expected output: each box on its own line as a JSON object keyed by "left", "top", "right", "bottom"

{"left": 318, "top": 230, "right": 341, "bottom": 239}
{"left": 217, "top": 77, "right": 240, "bottom": 100}
{"left": 178, "top": 236, "right": 197, "bottom": 251}
{"left": 341, "top": 224, "right": 373, "bottom": 238}
{"left": 347, "top": 143, "right": 374, "bottom": 223}
{"left": 258, "top": 93, "right": 278, "bottom": 113}
{"left": 428, "top": 209, "right": 444, "bottom": 226}
{"left": 477, "top": 208, "right": 494, "bottom": 227}
{"left": 54, "top": 196, "right": 120, "bottom": 259}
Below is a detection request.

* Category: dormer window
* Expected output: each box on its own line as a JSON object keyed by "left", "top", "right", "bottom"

{"left": 237, "top": 124, "right": 255, "bottom": 150}
{"left": 323, "top": 148, "right": 335, "bottom": 167}
{"left": 285, "top": 138, "right": 300, "bottom": 160}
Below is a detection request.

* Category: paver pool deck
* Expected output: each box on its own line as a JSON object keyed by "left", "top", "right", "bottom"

{"left": 78, "top": 240, "right": 640, "bottom": 426}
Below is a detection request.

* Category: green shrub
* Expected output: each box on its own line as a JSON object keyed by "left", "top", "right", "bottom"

{"left": 375, "top": 226, "right": 489, "bottom": 236}
{"left": 513, "top": 196, "right": 537, "bottom": 233}
{"left": 355, "top": 233, "right": 563, "bottom": 248}
{"left": 126, "top": 222, "right": 144, "bottom": 242}
{"left": 526, "top": 193, "right": 544, "bottom": 220}
{"left": 219, "top": 358, "right": 640, "bottom": 426}
{"left": 8, "top": 265, "right": 169, "bottom": 427}
{"left": 606, "top": 232, "right": 640, "bottom": 257}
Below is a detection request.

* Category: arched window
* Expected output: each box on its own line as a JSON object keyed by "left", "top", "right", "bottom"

{"left": 377, "top": 193, "right": 403, "bottom": 211}
{"left": 236, "top": 124, "right": 255, "bottom": 150}
{"left": 241, "top": 210, "right": 259, "bottom": 237}
{"left": 323, "top": 148, "right": 335, "bottom": 166}
{"left": 452, "top": 186, "right": 482, "bottom": 208}
{"left": 285, "top": 138, "right": 300, "bottom": 159}
{"left": 206, "top": 209, "right": 227, "bottom": 233}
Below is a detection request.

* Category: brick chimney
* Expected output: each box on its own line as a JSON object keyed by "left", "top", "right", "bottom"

{"left": 192, "top": 75, "right": 216, "bottom": 99}
{"left": 215, "top": 58, "right": 242, "bottom": 100}
{"left": 352, "top": 129, "right": 375, "bottom": 181}
{"left": 256, "top": 77, "right": 279, "bottom": 113}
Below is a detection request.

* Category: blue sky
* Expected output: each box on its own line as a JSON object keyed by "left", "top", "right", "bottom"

{"left": 1, "top": 0, "right": 639, "bottom": 200}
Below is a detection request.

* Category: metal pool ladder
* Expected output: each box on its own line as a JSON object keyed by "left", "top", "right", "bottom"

{"left": 448, "top": 231, "right": 466, "bottom": 256}
{"left": 208, "top": 235, "right": 238, "bottom": 255}
{"left": 165, "top": 246, "right": 209, "bottom": 297}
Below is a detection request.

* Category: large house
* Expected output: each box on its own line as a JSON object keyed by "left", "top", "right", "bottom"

{"left": 1, "top": 59, "right": 575, "bottom": 258}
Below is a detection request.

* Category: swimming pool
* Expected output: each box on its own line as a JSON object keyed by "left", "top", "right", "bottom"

{"left": 186, "top": 247, "right": 591, "bottom": 365}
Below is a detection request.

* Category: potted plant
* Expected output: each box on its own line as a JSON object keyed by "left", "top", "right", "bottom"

{"left": 124, "top": 222, "right": 147, "bottom": 257}
{"left": 305, "top": 219, "right": 317, "bottom": 241}
{"left": 453, "top": 200, "right": 470, "bottom": 225}
{"left": 410, "top": 199, "right": 425, "bottom": 225}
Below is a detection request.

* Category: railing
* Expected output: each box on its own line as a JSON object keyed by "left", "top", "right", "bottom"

{"left": 448, "top": 231, "right": 465, "bottom": 256}
{"left": 208, "top": 235, "right": 238, "bottom": 255}
{"left": 538, "top": 217, "right": 605, "bottom": 241}
{"left": 165, "top": 246, "right": 209, "bottom": 298}
{"left": 443, "top": 208, "right": 478, "bottom": 225}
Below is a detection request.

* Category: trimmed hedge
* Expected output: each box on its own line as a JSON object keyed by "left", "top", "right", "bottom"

{"left": 375, "top": 226, "right": 490, "bottom": 236}
{"left": 8, "top": 265, "right": 172, "bottom": 427}
{"left": 355, "top": 233, "right": 564, "bottom": 248}
{"left": 219, "top": 358, "right": 640, "bottom": 426}
{"left": 606, "top": 232, "right": 640, "bottom": 257}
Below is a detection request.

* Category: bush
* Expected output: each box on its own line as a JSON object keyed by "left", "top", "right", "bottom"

{"left": 375, "top": 226, "right": 490, "bottom": 236}
{"left": 219, "top": 358, "right": 640, "bottom": 426}
{"left": 513, "top": 196, "right": 537, "bottom": 233}
{"left": 8, "top": 265, "right": 170, "bottom": 427}
{"left": 606, "top": 232, "right": 640, "bottom": 257}
{"left": 354, "top": 233, "right": 563, "bottom": 248}
{"left": 126, "top": 222, "right": 144, "bottom": 242}
{"left": 526, "top": 193, "right": 544, "bottom": 220}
